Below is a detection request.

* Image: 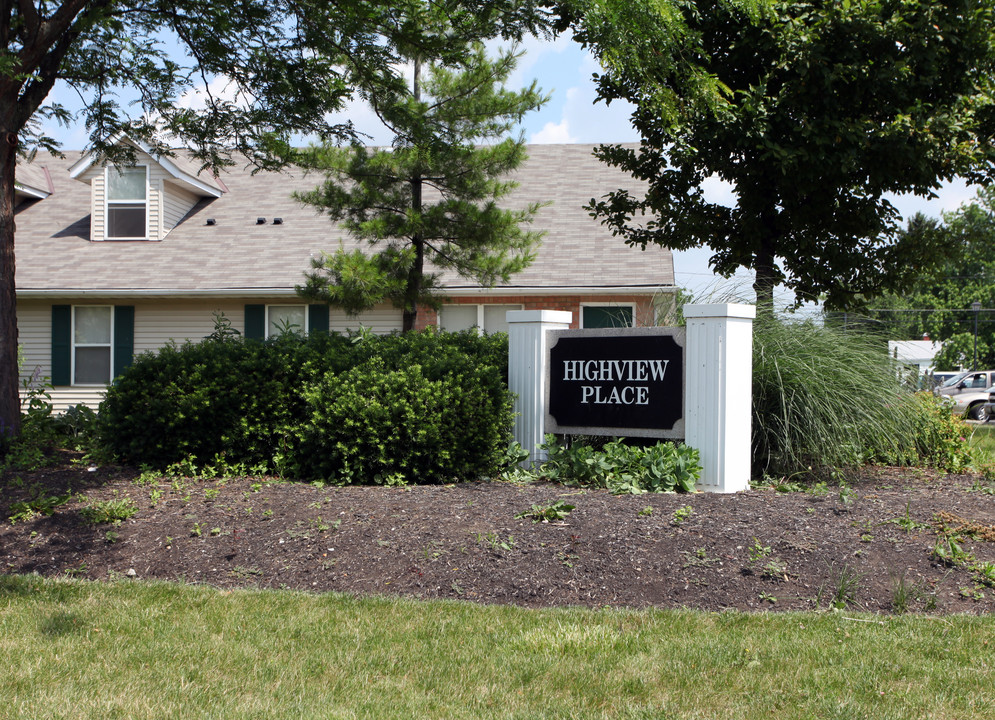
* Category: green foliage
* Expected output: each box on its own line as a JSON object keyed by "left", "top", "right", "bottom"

{"left": 868, "top": 189, "right": 995, "bottom": 368}
{"left": 8, "top": 489, "right": 70, "bottom": 524}
{"left": 295, "top": 20, "right": 547, "bottom": 331}
{"left": 79, "top": 497, "right": 138, "bottom": 526}
{"left": 540, "top": 435, "right": 701, "bottom": 493}
{"left": 99, "top": 330, "right": 512, "bottom": 484}
{"left": 585, "top": 0, "right": 995, "bottom": 309}
{"left": 289, "top": 356, "right": 512, "bottom": 484}
{"left": 515, "top": 500, "right": 575, "bottom": 523}
{"left": 752, "top": 315, "right": 972, "bottom": 476}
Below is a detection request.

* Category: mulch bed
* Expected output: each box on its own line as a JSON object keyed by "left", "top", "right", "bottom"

{"left": 2, "top": 455, "right": 994, "bottom": 614}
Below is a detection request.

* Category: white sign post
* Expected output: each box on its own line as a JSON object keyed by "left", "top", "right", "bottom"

{"left": 683, "top": 303, "right": 756, "bottom": 493}
{"left": 507, "top": 303, "right": 755, "bottom": 493}
{"left": 507, "top": 310, "right": 573, "bottom": 464}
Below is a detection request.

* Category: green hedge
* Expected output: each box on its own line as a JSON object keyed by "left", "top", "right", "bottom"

{"left": 98, "top": 330, "right": 511, "bottom": 483}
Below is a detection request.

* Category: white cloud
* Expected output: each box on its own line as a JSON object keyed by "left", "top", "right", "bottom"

{"left": 530, "top": 119, "right": 577, "bottom": 144}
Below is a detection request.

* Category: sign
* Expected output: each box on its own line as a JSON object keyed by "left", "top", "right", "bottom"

{"left": 545, "top": 328, "right": 685, "bottom": 438}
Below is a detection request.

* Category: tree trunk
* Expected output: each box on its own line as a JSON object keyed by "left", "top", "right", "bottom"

{"left": 753, "top": 241, "right": 777, "bottom": 319}
{"left": 0, "top": 131, "right": 21, "bottom": 437}
{"left": 402, "top": 58, "right": 423, "bottom": 334}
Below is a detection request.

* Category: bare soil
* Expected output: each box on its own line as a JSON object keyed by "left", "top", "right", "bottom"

{"left": 2, "top": 454, "right": 994, "bottom": 614}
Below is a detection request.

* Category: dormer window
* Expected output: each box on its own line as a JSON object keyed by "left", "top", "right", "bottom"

{"left": 106, "top": 165, "right": 148, "bottom": 239}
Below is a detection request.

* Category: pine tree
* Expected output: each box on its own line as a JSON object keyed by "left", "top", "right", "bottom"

{"left": 295, "top": 39, "right": 548, "bottom": 332}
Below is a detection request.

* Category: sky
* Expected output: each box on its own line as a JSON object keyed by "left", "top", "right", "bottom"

{"left": 38, "top": 35, "right": 981, "bottom": 314}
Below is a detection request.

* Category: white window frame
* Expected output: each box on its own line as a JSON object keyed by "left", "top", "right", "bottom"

{"left": 104, "top": 165, "right": 149, "bottom": 241}
{"left": 439, "top": 303, "right": 524, "bottom": 335}
{"left": 265, "top": 304, "right": 309, "bottom": 338}
{"left": 579, "top": 302, "right": 637, "bottom": 329}
{"left": 72, "top": 305, "right": 115, "bottom": 386}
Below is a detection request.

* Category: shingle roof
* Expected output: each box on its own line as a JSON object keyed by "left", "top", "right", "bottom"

{"left": 14, "top": 144, "right": 674, "bottom": 296}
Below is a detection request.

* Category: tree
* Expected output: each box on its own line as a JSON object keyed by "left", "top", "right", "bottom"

{"left": 867, "top": 188, "right": 995, "bottom": 370}
{"left": 0, "top": 0, "right": 550, "bottom": 434}
{"left": 579, "top": 0, "right": 995, "bottom": 312}
{"left": 294, "top": 37, "right": 548, "bottom": 332}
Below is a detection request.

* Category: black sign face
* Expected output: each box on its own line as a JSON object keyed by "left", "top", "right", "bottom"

{"left": 546, "top": 329, "right": 684, "bottom": 437}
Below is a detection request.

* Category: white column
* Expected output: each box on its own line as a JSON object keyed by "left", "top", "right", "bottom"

{"left": 507, "top": 310, "right": 573, "bottom": 464}
{"left": 683, "top": 303, "right": 756, "bottom": 493}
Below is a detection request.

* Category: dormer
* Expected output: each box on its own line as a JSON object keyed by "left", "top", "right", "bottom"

{"left": 68, "top": 138, "right": 224, "bottom": 242}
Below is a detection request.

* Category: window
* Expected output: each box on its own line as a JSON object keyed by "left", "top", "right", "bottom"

{"left": 439, "top": 304, "right": 523, "bottom": 334}
{"left": 73, "top": 306, "right": 112, "bottom": 384}
{"left": 581, "top": 304, "right": 635, "bottom": 329}
{"left": 267, "top": 305, "right": 307, "bottom": 338}
{"left": 106, "top": 165, "right": 148, "bottom": 239}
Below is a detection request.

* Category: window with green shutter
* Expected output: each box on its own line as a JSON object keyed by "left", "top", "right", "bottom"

{"left": 51, "top": 305, "right": 134, "bottom": 386}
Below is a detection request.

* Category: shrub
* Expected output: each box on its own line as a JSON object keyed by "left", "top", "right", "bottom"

{"left": 98, "top": 329, "right": 512, "bottom": 483}
{"left": 289, "top": 357, "right": 512, "bottom": 484}
{"left": 752, "top": 315, "right": 971, "bottom": 475}
{"left": 540, "top": 435, "right": 701, "bottom": 493}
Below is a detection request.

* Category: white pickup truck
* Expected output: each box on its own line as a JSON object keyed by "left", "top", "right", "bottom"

{"left": 935, "top": 371, "right": 995, "bottom": 421}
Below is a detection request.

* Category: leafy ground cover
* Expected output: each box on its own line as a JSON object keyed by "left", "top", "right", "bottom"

{"left": 2, "top": 452, "right": 994, "bottom": 614}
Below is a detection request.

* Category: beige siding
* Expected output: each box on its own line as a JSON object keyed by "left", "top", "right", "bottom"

{"left": 16, "top": 300, "right": 105, "bottom": 412}
{"left": 148, "top": 166, "right": 164, "bottom": 240}
{"left": 161, "top": 181, "right": 200, "bottom": 238}
{"left": 133, "top": 301, "right": 245, "bottom": 354}
{"left": 330, "top": 305, "right": 403, "bottom": 335}
{"left": 16, "top": 299, "right": 402, "bottom": 412}
{"left": 87, "top": 167, "right": 106, "bottom": 242}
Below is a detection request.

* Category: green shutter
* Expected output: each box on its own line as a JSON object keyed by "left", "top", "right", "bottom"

{"left": 51, "top": 305, "right": 72, "bottom": 386}
{"left": 244, "top": 304, "right": 265, "bottom": 340}
{"left": 113, "top": 306, "right": 135, "bottom": 378}
{"left": 308, "top": 304, "right": 329, "bottom": 335}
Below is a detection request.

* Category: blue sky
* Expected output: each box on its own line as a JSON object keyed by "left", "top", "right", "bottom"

{"left": 39, "top": 36, "right": 979, "bottom": 310}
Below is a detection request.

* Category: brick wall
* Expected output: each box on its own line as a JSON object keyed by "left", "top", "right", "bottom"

{"left": 415, "top": 294, "right": 661, "bottom": 330}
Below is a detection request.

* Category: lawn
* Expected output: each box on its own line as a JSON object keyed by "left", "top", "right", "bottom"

{"left": 1, "top": 575, "right": 992, "bottom": 719}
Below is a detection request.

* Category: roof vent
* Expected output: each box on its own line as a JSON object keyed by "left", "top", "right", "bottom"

{"left": 256, "top": 217, "right": 266, "bottom": 225}
{"left": 273, "top": 218, "right": 284, "bottom": 225}
{"left": 205, "top": 218, "right": 217, "bottom": 226}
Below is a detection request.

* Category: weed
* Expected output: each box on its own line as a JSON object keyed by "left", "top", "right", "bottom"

{"left": 210, "top": 527, "right": 222, "bottom": 537}
{"left": 822, "top": 562, "right": 864, "bottom": 610}
{"left": 762, "top": 558, "right": 789, "bottom": 580}
{"left": 515, "top": 500, "right": 574, "bottom": 523}
{"left": 932, "top": 535, "right": 974, "bottom": 567}
{"left": 423, "top": 543, "right": 445, "bottom": 561}
{"left": 888, "top": 502, "right": 930, "bottom": 533}
{"left": 79, "top": 498, "right": 137, "bottom": 526}
{"left": 450, "top": 580, "right": 465, "bottom": 596}
{"left": 891, "top": 572, "right": 912, "bottom": 614}
{"left": 8, "top": 490, "right": 70, "bottom": 524}
{"left": 959, "top": 585, "right": 986, "bottom": 601}
{"left": 104, "top": 530, "right": 120, "bottom": 544}
{"left": 838, "top": 484, "right": 857, "bottom": 507}
{"left": 476, "top": 532, "right": 515, "bottom": 553}
{"left": 63, "top": 562, "right": 88, "bottom": 577}
{"left": 558, "top": 551, "right": 580, "bottom": 568}
{"left": 860, "top": 534, "right": 874, "bottom": 543}
{"left": 671, "top": 505, "right": 694, "bottom": 526}
{"left": 230, "top": 566, "right": 263, "bottom": 578}
{"left": 149, "top": 488, "right": 164, "bottom": 506}
{"left": 637, "top": 506, "right": 653, "bottom": 517}
{"left": 759, "top": 592, "right": 777, "bottom": 604}
{"left": 971, "top": 561, "right": 995, "bottom": 588}
{"left": 204, "top": 487, "right": 220, "bottom": 501}
{"left": 262, "top": 509, "right": 273, "bottom": 518}
{"left": 682, "top": 547, "right": 719, "bottom": 569}
{"left": 190, "top": 523, "right": 202, "bottom": 537}
{"left": 748, "top": 538, "right": 771, "bottom": 564}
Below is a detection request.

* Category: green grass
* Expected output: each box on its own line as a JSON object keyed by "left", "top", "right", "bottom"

{"left": 969, "top": 424, "right": 995, "bottom": 466}
{"left": 1, "top": 576, "right": 993, "bottom": 719}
